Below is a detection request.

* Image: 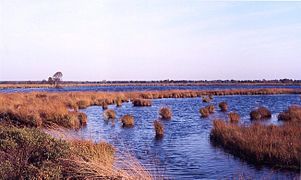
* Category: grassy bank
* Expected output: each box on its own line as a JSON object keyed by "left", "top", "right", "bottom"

{"left": 210, "top": 106, "right": 301, "bottom": 170}
{"left": 0, "top": 125, "right": 152, "bottom": 179}
{"left": 0, "top": 89, "right": 300, "bottom": 128}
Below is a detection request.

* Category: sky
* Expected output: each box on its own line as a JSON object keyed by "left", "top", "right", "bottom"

{"left": 0, "top": 0, "right": 301, "bottom": 81}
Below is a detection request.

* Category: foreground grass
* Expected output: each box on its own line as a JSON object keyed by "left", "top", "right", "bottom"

{"left": 0, "top": 89, "right": 300, "bottom": 129}
{"left": 0, "top": 125, "right": 152, "bottom": 179}
{"left": 210, "top": 110, "right": 301, "bottom": 169}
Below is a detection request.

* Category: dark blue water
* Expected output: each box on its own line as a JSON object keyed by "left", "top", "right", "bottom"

{"left": 0, "top": 85, "right": 300, "bottom": 93}
{"left": 74, "top": 94, "right": 301, "bottom": 179}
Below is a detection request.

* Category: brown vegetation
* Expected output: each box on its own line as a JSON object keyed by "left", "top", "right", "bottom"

{"left": 120, "top": 115, "right": 134, "bottom": 127}
{"left": 199, "top": 107, "right": 210, "bottom": 118}
{"left": 278, "top": 105, "right": 301, "bottom": 123}
{"left": 206, "top": 105, "right": 215, "bottom": 114}
{"left": 132, "top": 99, "right": 152, "bottom": 107}
{"left": 0, "top": 88, "right": 300, "bottom": 129}
{"left": 228, "top": 112, "right": 240, "bottom": 123}
{"left": 159, "top": 107, "right": 172, "bottom": 120}
{"left": 218, "top": 102, "right": 228, "bottom": 112}
{"left": 115, "top": 97, "right": 123, "bottom": 107}
{"left": 0, "top": 125, "right": 152, "bottom": 179}
{"left": 210, "top": 119, "right": 301, "bottom": 169}
{"left": 250, "top": 107, "right": 271, "bottom": 120}
{"left": 104, "top": 109, "right": 116, "bottom": 120}
{"left": 154, "top": 120, "right": 164, "bottom": 138}
{"left": 202, "top": 96, "right": 211, "bottom": 103}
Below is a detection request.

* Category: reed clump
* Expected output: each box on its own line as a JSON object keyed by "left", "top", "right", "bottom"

{"left": 159, "top": 107, "right": 172, "bottom": 120}
{"left": 278, "top": 105, "right": 301, "bottom": 123}
{"left": 206, "top": 105, "right": 215, "bottom": 114}
{"left": 250, "top": 107, "right": 271, "bottom": 120}
{"left": 120, "top": 115, "right": 134, "bottom": 127}
{"left": 102, "top": 101, "right": 108, "bottom": 110}
{"left": 218, "top": 102, "right": 228, "bottom": 112}
{"left": 132, "top": 99, "right": 152, "bottom": 107}
{"left": 154, "top": 120, "right": 164, "bottom": 138}
{"left": 104, "top": 109, "right": 116, "bottom": 120}
{"left": 210, "top": 119, "right": 301, "bottom": 170}
{"left": 202, "top": 96, "right": 211, "bottom": 103}
{"left": 199, "top": 107, "right": 210, "bottom": 118}
{"left": 115, "top": 97, "right": 123, "bottom": 107}
{"left": 229, "top": 112, "right": 240, "bottom": 123}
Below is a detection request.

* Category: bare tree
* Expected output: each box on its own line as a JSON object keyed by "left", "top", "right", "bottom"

{"left": 52, "top": 72, "right": 63, "bottom": 87}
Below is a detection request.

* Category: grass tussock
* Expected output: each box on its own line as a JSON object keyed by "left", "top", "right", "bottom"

{"left": 229, "top": 112, "right": 240, "bottom": 123}
{"left": 206, "top": 105, "right": 215, "bottom": 114}
{"left": 115, "top": 97, "right": 123, "bottom": 107}
{"left": 132, "top": 99, "right": 152, "bottom": 107}
{"left": 210, "top": 119, "right": 301, "bottom": 170}
{"left": 218, "top": 102, "right": 228, "bottom": 112}
{"left": 278, "top": 105, "right": 301, "bottom": 123}
{"left": 102, "top": 101, "right": 108, "bottom": 110}
{"left": 250, "top": 107, "right": 271, "bottom": 120}
{"left": 199, "top": 107, "right": 210, "bottom": 118}
{"left": 202, "top": 96, "right": 211, "bottom": 103}
{"left": 154, "top": 120, "right": 164, "bottom": 138}
{"left": 104, "top": 109, "right": 116, "bottom": 120}
{"left": 159, "top": 107, "right": 172, "bottom": 120}
{"left": 120, "top": 115, "right": 134, "bottom": 128}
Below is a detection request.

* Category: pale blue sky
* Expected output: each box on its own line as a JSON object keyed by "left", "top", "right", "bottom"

{"left": 0, "top": 1, "right": 301, "bottom": 81}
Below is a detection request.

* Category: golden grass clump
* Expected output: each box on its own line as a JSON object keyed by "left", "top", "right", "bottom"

{"left": 115, "top": 97, "right": 123, "bottom": 107}
{"left": 218, "top": 102, "right": 228, "bottom": 112}
{"left": 210, "top": 119, "right": 301, "bottom": 169}
{"left": 78, "top": 112, "right": 88, "bottom": 126}
{"left": 206, "top": 105, "right": 215, "bottom": 114}
{"left": 278, "top": 105, "right": 301, "bottom": 123}
{"left": 120, "top": 115, "right": 134, "bottom": 127}
{"left": 132, "top": 99, "right": 152, "bottom": 107}
{"left": 159, "top": 107, "right": 172, "bottom": 120}
{"left": 228, "top": 112, "right": 240, "bottom": 123}
{"left": 154, "top": 120, "right": 164, "bottom": 138}
{"left": 250, "top": 107, "right": 271, "bottom": 120}
{"left": 199, "top": 107, "right": 210, "bottom": 118}
{"left": 104, "top": 109, "right": 116, "bottom": 120}
{"left": 101, "top": 101, "right": 108, "bottom": 110}
{"left": 76, "top": 100, "right": 90, "bottom": 109}
{"left": 202, "top": 96, "right": 211, "bottom": 103}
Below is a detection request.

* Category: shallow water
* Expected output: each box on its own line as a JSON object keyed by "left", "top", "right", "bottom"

{"left": 1, "top": 84, "right": 300, "bottom": 93}
{"left": 73, "top": 94, "right": 301, "bottom": 179}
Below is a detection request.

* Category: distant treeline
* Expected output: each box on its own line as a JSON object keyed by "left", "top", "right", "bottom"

{"left": 0, "top": 79, "right": 300, "bottom": 84}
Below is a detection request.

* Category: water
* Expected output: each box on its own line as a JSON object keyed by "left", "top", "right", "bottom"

{"left": 74, "top": 94, "right": 301, "bottom": 179}
{"left": 0, "top": 84, "right": 300, "bottom": 93}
